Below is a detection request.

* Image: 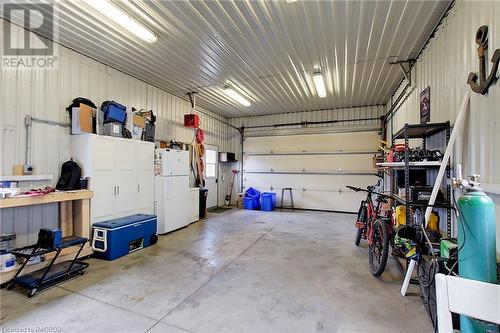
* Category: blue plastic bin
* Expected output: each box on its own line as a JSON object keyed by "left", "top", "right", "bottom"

{"left": 260, "top": 192, "right": 277, "bottom": 211}
{"left": 244, "top": 187, "right": 261, "bottom": 210}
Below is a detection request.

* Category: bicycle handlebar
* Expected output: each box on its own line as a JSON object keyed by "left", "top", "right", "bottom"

{"left": 346, "top": 185, "right": 374, "bottom": 192}
{"left": 346, "top": 185, "right": 362, "bottom": 192}
{"left": 346, "top": 185, "right": 394, "bottom": 200}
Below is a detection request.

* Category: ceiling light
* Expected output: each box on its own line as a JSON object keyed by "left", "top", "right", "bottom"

{"left": 312, "top": 71, "right": 326, "bottom": 98}
{"left": 85, "top": 0, "right": 157, "bottom": 43}
{"left": 223, "top": 86, "right": 251, "bottom": 107}
{"left": 286, "top": 0, "right": 299, "bottom": 3}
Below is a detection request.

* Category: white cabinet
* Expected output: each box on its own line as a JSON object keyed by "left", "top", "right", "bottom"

{"left": 71, "top": 134, "right": 154, "bottom": 224}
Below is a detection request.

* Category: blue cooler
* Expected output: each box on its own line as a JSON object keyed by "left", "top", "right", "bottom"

{"left": 91, "top": 214, "right": 158, "bottom": 260}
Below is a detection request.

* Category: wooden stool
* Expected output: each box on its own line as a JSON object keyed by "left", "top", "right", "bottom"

{"left": 280, "top": 188, "right": 295, "bottom": 212}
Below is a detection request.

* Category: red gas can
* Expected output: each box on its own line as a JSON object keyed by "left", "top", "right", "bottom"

{"left": 184, "top": 114, "right": 200, "bottom": 128}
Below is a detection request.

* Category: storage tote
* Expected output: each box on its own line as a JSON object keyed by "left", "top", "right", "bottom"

{"left": 260, "top": 192, "right": 276, "bottom": 211}
{"left": 244, "top": 187, "right": 260, "bottom": 210}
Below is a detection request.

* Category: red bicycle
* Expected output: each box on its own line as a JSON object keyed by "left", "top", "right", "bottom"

{"left": 348, "top": 185, "right": 395, "bottom": 276}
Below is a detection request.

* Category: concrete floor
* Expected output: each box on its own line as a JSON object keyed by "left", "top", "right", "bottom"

{"left": 0, "top": 210, "right": 432, "bottom": 333}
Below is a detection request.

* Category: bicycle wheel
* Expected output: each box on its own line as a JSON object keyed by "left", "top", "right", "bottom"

{"left": 354, "top": 203, "right": 367, "bottom": 247}
{"left": 368, "top": 219, "right": 389, "bottom": 276}
{"left": 355, "top": 228, "right": 363, "bottom": 246}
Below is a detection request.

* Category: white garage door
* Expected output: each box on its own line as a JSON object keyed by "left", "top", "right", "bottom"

{"left": 243, "top": 131, "right": 380, "bottom": 212}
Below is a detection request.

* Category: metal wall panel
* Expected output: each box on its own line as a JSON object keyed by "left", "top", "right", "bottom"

{"left": 386, "top": 0, "right": 500, "bottom": 254}
{"left": 0, "top": 25, "right": 239, "bottom": 244}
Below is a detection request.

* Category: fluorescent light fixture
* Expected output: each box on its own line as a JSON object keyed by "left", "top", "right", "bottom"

{"left": 286, "top": 0, "right": 299, "bottom": 3}
{"left": 312, "top": 71, "right": 326, "bottom": 98}
{"left": 85, "top": 0, "right": 157, "bottom": 43}
{"left": 223, "top": 86, "right": 251, "bottom": 107}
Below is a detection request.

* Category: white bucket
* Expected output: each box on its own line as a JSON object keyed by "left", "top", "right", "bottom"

{"left": 0, "top": 252, "right": 16, "bottom": 272}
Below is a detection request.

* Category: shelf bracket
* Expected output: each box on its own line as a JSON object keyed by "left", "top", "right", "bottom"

{"left": 389, "top": 60, "right": 414, "bottom": 86}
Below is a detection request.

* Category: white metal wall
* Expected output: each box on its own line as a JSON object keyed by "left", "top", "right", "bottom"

{"left": 0, "top": 24, "right": 239, "bottom": 244}
{"left": 386, "top": 0, "right": 500, "bottom": 255}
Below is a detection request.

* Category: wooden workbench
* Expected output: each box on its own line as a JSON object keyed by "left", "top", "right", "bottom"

{"left": 0, "top": 190, "right": 94, "bottom": 284}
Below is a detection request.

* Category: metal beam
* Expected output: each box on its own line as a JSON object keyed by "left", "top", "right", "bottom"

{"left": 244, "top": 170, "right": 378, "bottom": 176}
{"left": 243, "top": 151, "right": 378, "bottom": 156}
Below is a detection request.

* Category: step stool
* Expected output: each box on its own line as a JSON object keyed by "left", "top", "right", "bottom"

{"left": 280, "top": 188, "right": 295, "bottom": 212}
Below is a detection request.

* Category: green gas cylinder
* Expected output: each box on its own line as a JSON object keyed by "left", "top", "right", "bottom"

{"left": 457, "top": 186, "right": 498, "bottom": 333}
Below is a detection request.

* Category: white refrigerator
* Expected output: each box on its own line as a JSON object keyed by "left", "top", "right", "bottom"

{"left": 154, "top": 149, "right": 190, "bottom": 234}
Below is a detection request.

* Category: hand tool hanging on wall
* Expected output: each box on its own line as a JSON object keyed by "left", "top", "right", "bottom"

{"left": 186, "top": 91, "right": 206, "bottom": 187}
{"left": 225, "top": 169, "right": 239, "bottom": 206}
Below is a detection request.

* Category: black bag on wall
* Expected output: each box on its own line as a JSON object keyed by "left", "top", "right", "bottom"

{"left": 65, "top": 97, "right": 97, "bottom": 115}
{"left": 56, "top": 159, "right": 82, "bottom": 191}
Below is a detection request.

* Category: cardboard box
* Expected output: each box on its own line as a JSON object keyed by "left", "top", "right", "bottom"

{"left": 133, "top": 114, "right": 146, "bottom": 128}
{"left": 13, "top": 165, "right": 24, "bottom": 175}
{"left": 236, "top": 193, "right": 243, "bottom": 208}
{"left": 71, "top": 104, "right": 93, "bottom": 134}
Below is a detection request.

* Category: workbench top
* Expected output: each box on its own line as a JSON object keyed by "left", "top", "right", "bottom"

{"left": 0, "top": 190, "right": 93, "bottom": 209}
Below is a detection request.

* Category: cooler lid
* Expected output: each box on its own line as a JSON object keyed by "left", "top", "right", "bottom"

{"left": 93, "top": 214, "right": 156, "bottom": 229}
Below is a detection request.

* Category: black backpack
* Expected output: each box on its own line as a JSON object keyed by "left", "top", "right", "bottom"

{"left": 66, "top": 97, "right": 97, "bottom": 116}
{"left": 56, "top": 159, "right": 82, "bottom": 191}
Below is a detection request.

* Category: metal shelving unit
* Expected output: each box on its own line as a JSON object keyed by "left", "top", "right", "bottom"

{"left": 389, "top": 122, "right": 452, "bottom": 237}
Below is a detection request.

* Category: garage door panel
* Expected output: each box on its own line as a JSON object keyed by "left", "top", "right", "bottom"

{"left": 244, "top": 174, "right": 378, "bottom": 212}
{"left": 243, "top": 131, "right": 380, "bottom": 212}
{"left": 244, "top": 132, "right": 379, "bottom": 153}
{"left": 244, "top": 174, "right": 377, "bottom": 192}
{"left": 244, "top": 154, "right": 375, "bottom": 173}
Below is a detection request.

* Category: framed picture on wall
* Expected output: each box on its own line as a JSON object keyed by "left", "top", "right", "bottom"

{"left": 420, "top": 86, "right": 430, "bottom": 124}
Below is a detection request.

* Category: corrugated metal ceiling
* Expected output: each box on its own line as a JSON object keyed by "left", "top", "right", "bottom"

{"left": 21, "top": 0, "right": 450, "bottom": 118}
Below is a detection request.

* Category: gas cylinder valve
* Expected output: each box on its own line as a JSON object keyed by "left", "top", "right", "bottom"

{"left": 452, "top": 164, "right": 481, "bottom": 189}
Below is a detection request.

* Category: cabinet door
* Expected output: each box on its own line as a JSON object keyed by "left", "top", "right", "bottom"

{"left": 115, "top": 170, "right": 137, "bottom": 218}
{"left": 91, "top": 170, "right": 116, "bottom": 223}
{"left": 136, "top": 170, "right": 153, "bottom": 214}
{"left": 90, "top": 137, "right": 116, "bottom": 223}
{"left": 114, "top": 139, "right": 137, "bottom": 217}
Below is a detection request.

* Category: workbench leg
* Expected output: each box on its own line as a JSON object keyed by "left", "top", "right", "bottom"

{"left": 73, "top": 199, "right": 90, "bottom": 239}
{"left": 59, "top": 201, "right": 74, "bottom": 237}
